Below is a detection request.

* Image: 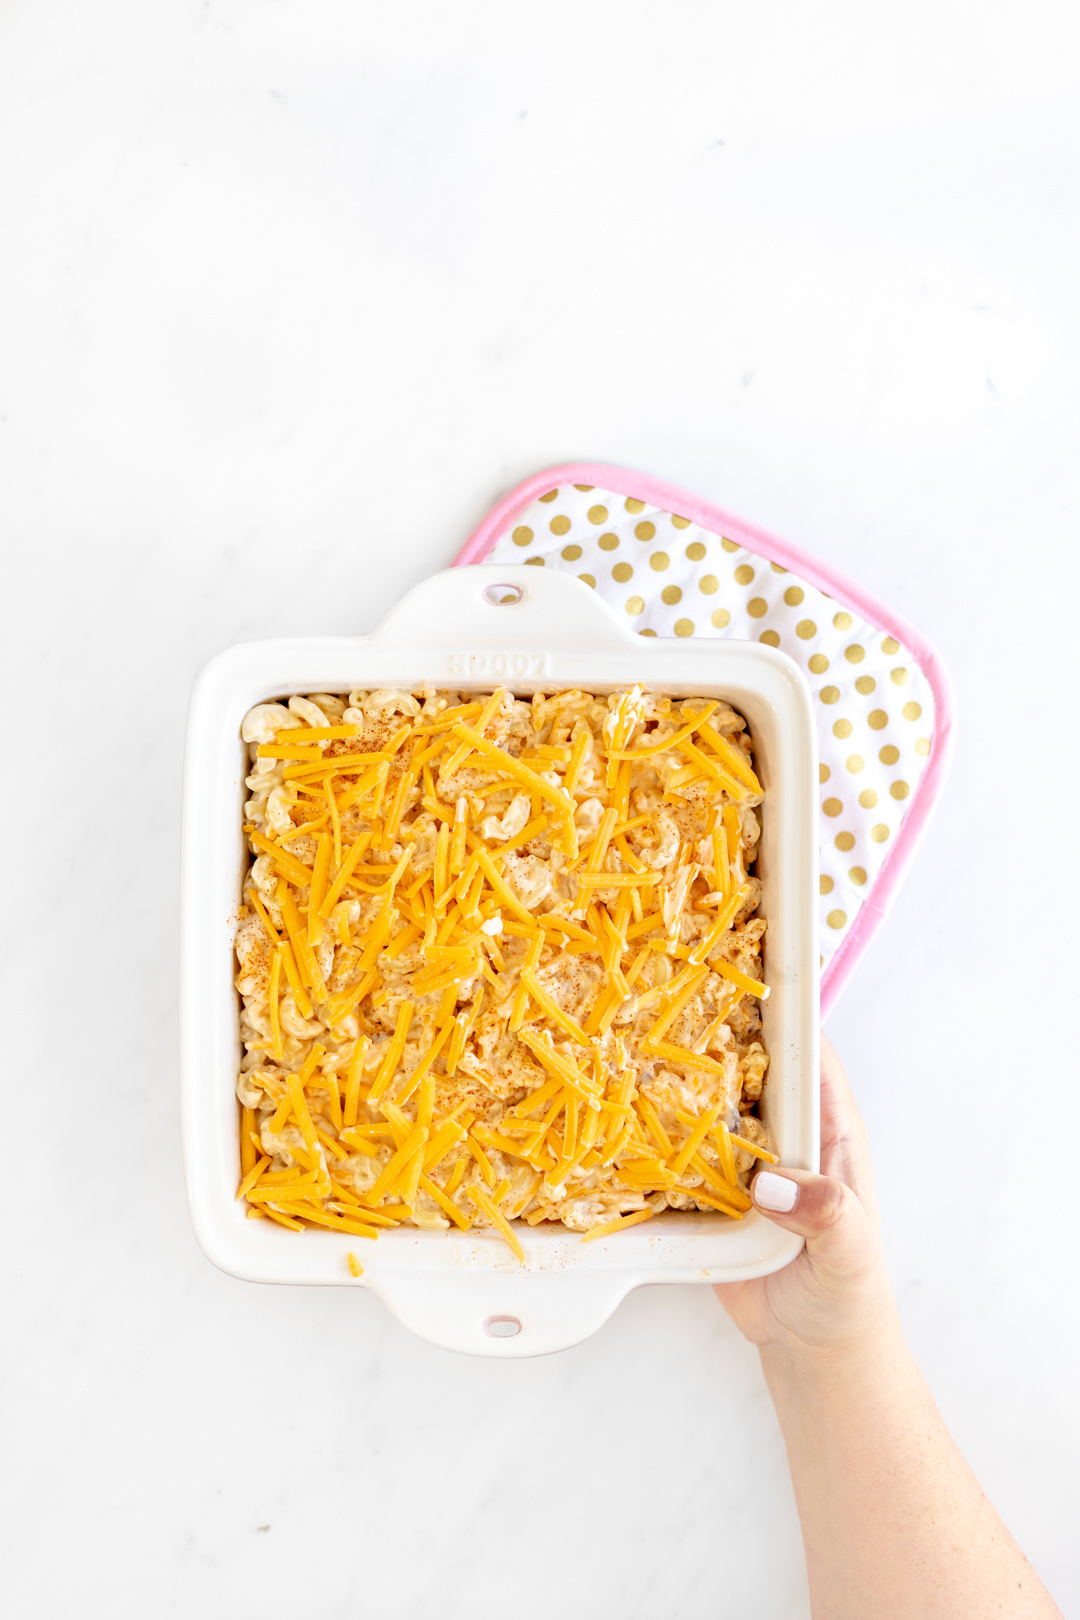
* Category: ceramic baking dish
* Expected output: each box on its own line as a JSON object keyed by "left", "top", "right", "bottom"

{"left": 180, "top": 565, "right": 820, "bottom": 1358}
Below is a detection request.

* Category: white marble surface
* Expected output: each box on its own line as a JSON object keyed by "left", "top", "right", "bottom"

{"left": 2, "top": 4, "right": 1077, "bottom": 1615}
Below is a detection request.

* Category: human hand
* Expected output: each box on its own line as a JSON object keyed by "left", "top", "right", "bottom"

{"left": 714, "top": 1035, "right": 901, "bottom": 1361}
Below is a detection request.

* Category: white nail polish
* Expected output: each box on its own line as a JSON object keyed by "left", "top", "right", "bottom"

{"left": 754, "top": 1171, "right": 798, "bottom": 1213}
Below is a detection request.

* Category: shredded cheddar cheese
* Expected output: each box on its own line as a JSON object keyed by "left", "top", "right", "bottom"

{"left": 465, "top": 1182, "right": 526, "bottom": 1263}
{"left": 234, "top": 685, "right": 772, "bottom": 1259}
{"left": 581, "top": 1206, "right": 656, "bottom": 1243}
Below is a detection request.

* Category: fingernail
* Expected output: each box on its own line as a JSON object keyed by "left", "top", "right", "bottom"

{"left": 754, "top": 1171, "right": 798, "bottom": 1213}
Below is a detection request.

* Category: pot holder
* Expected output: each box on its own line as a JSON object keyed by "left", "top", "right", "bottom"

{"left": 452, "top": 462, "right": 954, "bottom": 1017}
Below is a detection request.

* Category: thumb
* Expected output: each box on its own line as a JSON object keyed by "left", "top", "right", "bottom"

{"left": 751, "top": 1167, "right": 869, "bottom": 1256}
{"left": 749, "top": 1167, "right": 899, "bottom": 1347}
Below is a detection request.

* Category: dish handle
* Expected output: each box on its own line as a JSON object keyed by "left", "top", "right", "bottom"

{"left": 365, "top": 565, "right": 641, "bottom": 659}
{"left": 365, "top": 1266, "right": 639, "bottom": 1359}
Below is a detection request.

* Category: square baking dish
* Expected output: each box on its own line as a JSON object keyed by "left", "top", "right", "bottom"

{"left": 181, "top": 565, "right": 819, "bottom": 1357}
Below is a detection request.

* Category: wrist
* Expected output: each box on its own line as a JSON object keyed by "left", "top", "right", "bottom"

{"left": 760, "top": 1315, "right": 911, "bottom": 1400}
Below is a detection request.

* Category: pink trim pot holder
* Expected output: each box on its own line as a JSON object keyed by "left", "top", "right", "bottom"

{"left": 453, "top": 462, "right": 955, "bottom": 1017}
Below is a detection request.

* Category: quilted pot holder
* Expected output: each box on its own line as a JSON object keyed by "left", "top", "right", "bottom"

{"left": 453, "top": 462, "right": 954, "bottom": 1016}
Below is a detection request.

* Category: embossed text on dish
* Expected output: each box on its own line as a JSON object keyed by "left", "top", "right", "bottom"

{"left": 447, "top": 652, "right": 551, "bottom": 678}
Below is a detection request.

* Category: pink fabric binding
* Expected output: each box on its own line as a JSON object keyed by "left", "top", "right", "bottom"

{"left": 452, "top": 461, "right": 956, "bottom": 1018}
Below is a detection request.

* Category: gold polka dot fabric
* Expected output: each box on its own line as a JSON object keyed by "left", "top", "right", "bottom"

{"left": 486, "top": 481, "right": 936, "bottom": 980}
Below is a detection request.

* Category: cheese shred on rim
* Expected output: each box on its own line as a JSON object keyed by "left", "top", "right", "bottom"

{"left": 233, "top": 685, "right": 776, "bottom": 1261}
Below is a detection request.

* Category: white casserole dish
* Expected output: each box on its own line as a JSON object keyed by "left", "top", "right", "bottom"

{"left": 180, "top": 565, "right": 819, "bottom": 1358}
